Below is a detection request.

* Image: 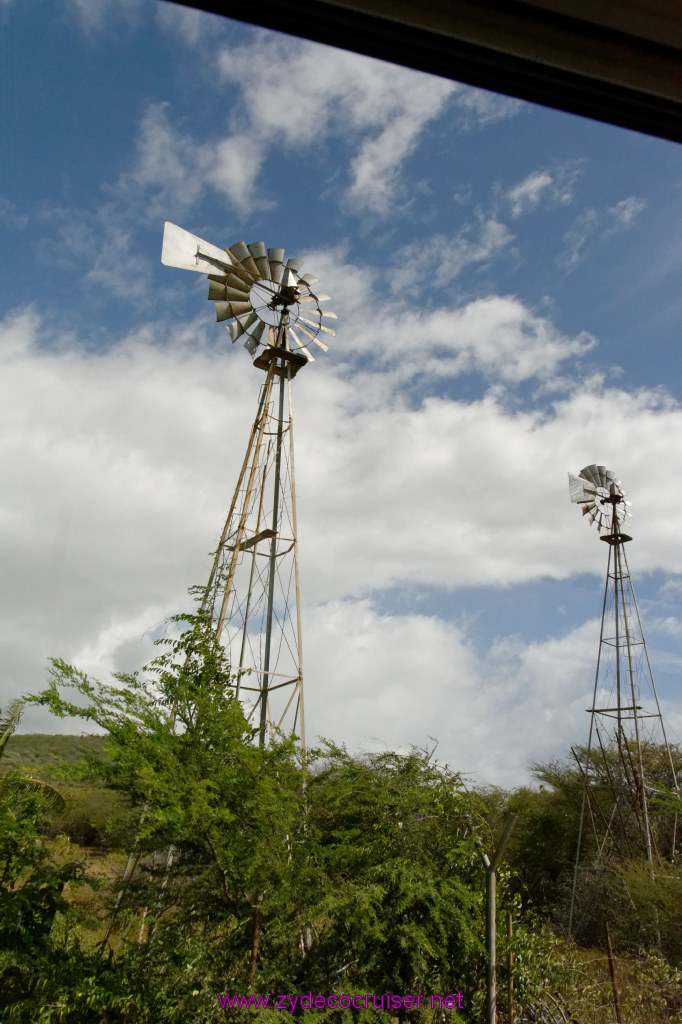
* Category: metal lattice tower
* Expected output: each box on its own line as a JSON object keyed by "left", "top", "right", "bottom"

{"left": 567, "top": 464, "right": 679, "bottom": 936}
{"left": 202, "top": 325, "right": 307, "bottom": 746}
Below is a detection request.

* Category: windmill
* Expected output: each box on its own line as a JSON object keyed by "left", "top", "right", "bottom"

{"left": 567, "top": 464, "right": 679, "bottom": 937}
{"left": 160, "top": 223, "right": 337, "bottom": 748}
{"left": 100, "top": 225, "right": 337, "bottom": 952}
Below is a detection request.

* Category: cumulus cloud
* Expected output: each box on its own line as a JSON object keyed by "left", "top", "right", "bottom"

{"left": 301, "top": 248, "right": 594, "bottom": 387}
{"left": 3, "top": 252, "right": 681, "bottom": 776}
{"left": 304, "top": 605, "right": 638, "bottom": 787}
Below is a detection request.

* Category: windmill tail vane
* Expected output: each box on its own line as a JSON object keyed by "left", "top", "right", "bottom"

{"left": 568, "top": 463, "right": 632, "bottom": 532}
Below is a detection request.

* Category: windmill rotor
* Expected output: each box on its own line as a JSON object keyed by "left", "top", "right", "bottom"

{"left": 568, "top": 463, "right": 632, "bottom": 533}
{"left": 161, "top": 221, "right": 336, "bottom": 364}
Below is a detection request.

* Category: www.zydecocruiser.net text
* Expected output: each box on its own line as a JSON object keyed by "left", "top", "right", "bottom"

{"left": 218, "top": 992, "right": 466, "bottom": 1012}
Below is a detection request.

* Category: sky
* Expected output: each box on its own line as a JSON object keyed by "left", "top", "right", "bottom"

{"left": 2, "top": 0, "right": 682, "bottom": 787}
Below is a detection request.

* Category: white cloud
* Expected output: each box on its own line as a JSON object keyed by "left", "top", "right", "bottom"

{"left": 304, "top": 604, "right": 643, "bottom": 787}
{"left": 38, "top": 207, "right": 152, "bottom": 305}
{"left": 64, "top": 0, "right": 141, "bottom": 34}
{"left": 649, "top": 616, "right": 682, "bottom": 639}
{"left": 314, "top": 245, "right": 593, "bottom": 384}
{"left": 155, "top": 0, "right": 225, "bottom": 47}
{"left": 505, "top": 163, "right": 582, "bottom": 218}
{"left": 559, "top": 209, "right": 599, "bottom": 270}
{"left": 205, "top": 135, "right": 268, "bottom": 211}
{"left": 0, "top": 196, "right": 28, "bottom": 229}
{"left": 389, "top": 221, "right": 513, "bottom": 292}
{"left": 4, "top": 285, "right": 682, "bottom": 778}
{"left": 216, "top": 35, "right": 457, "bottom": 214}
{"left": 608, "top": 196, "right": 646, "bottom": 229}
{"left": 455, "top": 88, "right": 524, "bottom": 126}
{"left": 346, "top": 114, "right": 428, "bottom": 215}
{"left": 560, "top": 194, "right": 646, "bottom": 269}
{"left": 121, "top": 102, "right": 213, "bottom": 219}
{"left": 506, "top": 171, "right": 553, "bottom": 217}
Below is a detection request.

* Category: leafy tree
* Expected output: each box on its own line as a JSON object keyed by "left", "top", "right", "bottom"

{"left": 0, "top": 701, "right": 86, "bottom": 1021}
{"left": 20, "top": 601, "right": 495, "bottom": 1022}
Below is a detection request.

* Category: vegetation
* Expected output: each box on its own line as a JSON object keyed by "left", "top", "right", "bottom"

{"left": 0, "top": 609, "right": 680, "bottom": 1022}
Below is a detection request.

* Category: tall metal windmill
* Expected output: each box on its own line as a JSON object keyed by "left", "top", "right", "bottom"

{"left": 161, "top": 223, "right": 337, "bottom": 748}
{"left": 101, "top": 226, "right": 338, "bottom": 952}
{"left": 567, "top": 464, "right": 679, "bottom": 936}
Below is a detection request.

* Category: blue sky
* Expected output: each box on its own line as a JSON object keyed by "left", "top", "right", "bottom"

{"left": 2, "top": 0, "right": 682, "bottom": 785}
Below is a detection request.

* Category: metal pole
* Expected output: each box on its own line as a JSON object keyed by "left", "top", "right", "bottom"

{"left": 604, "top": 921, "right": 623, "bottom": 1024}
{"left": 286, "top": 370, "right": 305, "bottom": 750}
{"left": 506, "top": 911, "right": 513, "bottom": 1024}
{"left": 615, "top": 533, "right": 654, "bottom": 864}
{"left": 477, "top": 815, "right": 517, "bottom": 1024}
{"left": 569, "top": 537, "right": 613, "bottom": 938}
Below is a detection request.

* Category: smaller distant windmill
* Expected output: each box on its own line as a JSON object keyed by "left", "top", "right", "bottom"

{"left": 567, "top": 464, "right": 679, "bottom": 937}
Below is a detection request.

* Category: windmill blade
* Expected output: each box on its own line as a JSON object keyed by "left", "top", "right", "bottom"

{"left": 227, "top": 312, "right": 258, "bottom": 342}
{"left": 209, "top": 270, "right": 254, "bottom": 293}
{"left": 581, "top": 502, "right": 596, "bottom": 515}
{"left": 288, "top": 328, "right": 315, "bottom": 361}
{"left": 228, "top": 240, "right": 260, "bottom": 280}
{"left": 244, "top": 321, "right": 267, "bottom": 356}
{"left": 298, "top": 315, "right": 335, "bottom": 336}
{"left": 244, "top": 334, "right": 259, "bottom": 357}
{"left": 300, "top": 292, "right": 331, "bottom": 303}
{"left": 215, "top": 300, "right": 252, "bottom": 323}
{"left": 268, "top": 248, "right": 285, "bottom": 284}
{"left": 596, "top": 465, "right": 608, "bottom": 487}
{"left": 161, "top": 221, "right": 235, "bottom": 274}
{"left": 300, "top": 273, "right": 319, "bottom": 286}
{"left": 580, "top": 464, "right": 602, "bottom": 488}
{"left": 248, "top": 242, "right": 270, "bottom": 279}
{"left": 249, "top": 320, "right": 267, "bottom": 346}
{"left": 298, "top": 307, "right": 338, "bottom": 321}
{"left": 294, "top": 321, "right": 329, "bottom": 351}
{"left": 208, "top": 281, "right": 250, "bottom": 302}
{"left": 286, "top": 257, "right": 304, "bottom": 273}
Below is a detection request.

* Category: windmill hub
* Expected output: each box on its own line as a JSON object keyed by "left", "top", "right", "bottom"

{"left": 269, "top": 284, "right": 300, "bottom": 308}
{"left": 249, "top": 280, "right": 300, "bottom": 328}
